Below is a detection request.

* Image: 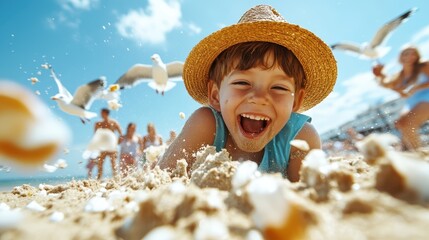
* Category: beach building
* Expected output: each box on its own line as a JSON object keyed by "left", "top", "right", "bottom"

{"left": 321, "top": 98, "right": 429, "bottom": 142}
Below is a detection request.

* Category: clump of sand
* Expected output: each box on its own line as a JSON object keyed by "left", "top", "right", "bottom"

{"left": 1, "top": 136, "right": 429, "bottom": 240}
{"left": 190, "top": 146, "right": 238, "bottom": 191}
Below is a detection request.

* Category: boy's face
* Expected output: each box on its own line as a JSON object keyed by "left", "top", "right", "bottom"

{"left": 209, "top": 62, "right": 304, "bottom": 153}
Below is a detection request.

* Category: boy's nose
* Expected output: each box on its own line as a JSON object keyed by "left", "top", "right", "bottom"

{"left": 248, "top": 88, "right": 268, "bottom": 105}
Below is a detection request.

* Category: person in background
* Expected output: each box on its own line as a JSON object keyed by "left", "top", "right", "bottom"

{"left": 94, "top": 108, "right": 122, "bottom": 180}
{"left": 142, "top": 123, "right": 163, "bottom": 149}
{"left": 372, "top": 45, "right": 429, "bottom": 150}
{"left": 86, "top": 157, "right": 97, "bottom": 179}
{"left": 141, "top": 123, "right": 164, "bottom": 169}
{"left": 118, "top": 122, "right": 144, "bottom": 176}
{"left": 166, "top": 130, "right": 177, "bottom": 146}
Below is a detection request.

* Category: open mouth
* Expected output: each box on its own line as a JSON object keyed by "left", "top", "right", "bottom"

{"left": 238, "top": 113, "right": 271, "bottom": 138}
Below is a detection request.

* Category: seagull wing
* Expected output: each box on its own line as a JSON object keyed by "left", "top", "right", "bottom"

{"left": 331, "top": 43, "right": 362, "bottom": 54}
{"left": 148, "top": 81, "right": 177, "bottom": 92}
{"left": 369, "top": 8, "right": 417, "bottom": 48}
{"left": 166, "top": 61, "right": 184, "bottom": 78}
{"left": 115, "top": 64, "right": 153, "bottom": 89}
{"left": 50, "top": 68, "right": 73, "bottom": 101}
{"left": 71, "top": 78, "right": 106, "bottom": 109}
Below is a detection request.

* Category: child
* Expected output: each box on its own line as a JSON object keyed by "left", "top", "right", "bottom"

{"left": 158, "top": 5, "right": 337, "bottom": 182}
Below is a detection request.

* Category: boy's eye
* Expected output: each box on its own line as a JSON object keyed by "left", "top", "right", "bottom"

{"left": 272, "top": 86, "right": 291, "bottom": 92}
{"left": 232, "top": 81, "right": 250, "bottom": 86}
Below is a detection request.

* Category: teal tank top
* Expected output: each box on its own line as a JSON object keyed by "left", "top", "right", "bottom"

{"left": 209, "top": 107, "right": 311, "bottom": 176}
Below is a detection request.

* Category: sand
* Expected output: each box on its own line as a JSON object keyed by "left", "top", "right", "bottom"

{"left": 1, "top": 141, "right": 429, "bottom": 240}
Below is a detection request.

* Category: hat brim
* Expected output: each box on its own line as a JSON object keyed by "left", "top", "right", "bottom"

{"left": 183, "top": 21, "right": 337, "bottom": 112}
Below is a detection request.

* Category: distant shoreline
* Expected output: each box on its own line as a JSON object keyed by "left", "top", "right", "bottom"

{"left": 0, "top": 175, "right": 89, "bottom": 192}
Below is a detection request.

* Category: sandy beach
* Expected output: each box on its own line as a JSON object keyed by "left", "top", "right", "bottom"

{"left": 2, "top": 1, "right": 429, "bottom": 239}
{"left": 1, "top": 140, "right": 429, "bottom": 240}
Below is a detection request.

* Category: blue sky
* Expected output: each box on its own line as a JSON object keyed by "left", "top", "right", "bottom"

{"left": 1, "top": 0, "right": 429, "bottom": 180}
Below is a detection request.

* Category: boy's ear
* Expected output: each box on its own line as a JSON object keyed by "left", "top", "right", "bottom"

{"left": 208, "top": 80, "right": 221, "bottom": 111}
{"left": 292, "top": 89, "right": 305, "bottom": 112}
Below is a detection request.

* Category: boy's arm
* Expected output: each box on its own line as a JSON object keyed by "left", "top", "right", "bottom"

{"left": 287, "top": 122, "right": 321, "bottom": 182}
{"left": 157, "top": 107, "right": 216, "bottom": 170}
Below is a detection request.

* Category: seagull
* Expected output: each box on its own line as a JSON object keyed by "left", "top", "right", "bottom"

{"left": 331, "top": 7, "right": 417, "bottom": 61}
{"left": 49, "top": 67, "right": 108, "bottom": 124}
{"left": 115, "top": 54, "right": 184, "bottom": 95}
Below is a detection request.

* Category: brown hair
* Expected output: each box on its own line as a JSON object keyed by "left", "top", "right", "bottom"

{"left": 101, "top": 108, "right": 110, "bottom": 115}
{"left": 127, "top": 122, "right": 136, "bottom": 130}
{"left": 208, "top": 41, "right": 306, "bottom": 91}
{"left": 399, "top": 46, "right": 422, "bottom": 86}
{"left": 147, "top": 123, "right": 156, "bottom": 134}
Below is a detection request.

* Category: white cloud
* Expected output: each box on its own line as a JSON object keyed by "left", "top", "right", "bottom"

{"left": 116, "top": 0, "right": 182, "bottom": 45}
{"left": 45, "top": 12, "right": 80, "bottom": 30}
{"left": 411, "top": 25, "right": 429, "bottom": 44}
{"left": 47, "top": 0, "right": 96, "bottom": 30}
{"left": 60, "top": 0, "right": 99, "bottom": 11}
{"left": 413, "top": 25, "right": 429, "bottom": 60}
{"left": 188, "top": 23, "right": 202, "bottom": 34}
{"left": 217, "top": 23, "right": 227, "bottom": 29}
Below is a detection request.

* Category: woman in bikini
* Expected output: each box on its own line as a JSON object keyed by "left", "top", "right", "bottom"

{"left": 373, "top": 46, "right": 429, "bottom": 150}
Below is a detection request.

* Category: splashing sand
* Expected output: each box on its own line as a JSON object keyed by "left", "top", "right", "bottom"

{"left": 1, "top": 139, "right": 429, "bottom": 240}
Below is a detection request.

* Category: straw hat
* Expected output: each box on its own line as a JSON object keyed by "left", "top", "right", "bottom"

{"left": 183, "top": 5, "right": 337, "bottom": 112}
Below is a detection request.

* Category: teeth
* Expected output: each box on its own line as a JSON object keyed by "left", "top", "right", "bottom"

{"left": 241, "top": 114, "right": 270, "bottom": 121}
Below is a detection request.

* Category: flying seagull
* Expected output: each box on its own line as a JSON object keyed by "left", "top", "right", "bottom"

{"left": 49, "top": 67, "right": 109, "bottom": 123}
{"left": 331, "top": 7, "right": 417, "bottom": 61}
{"left": 115, "top": 54, "right": 184, "bottom": 95}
